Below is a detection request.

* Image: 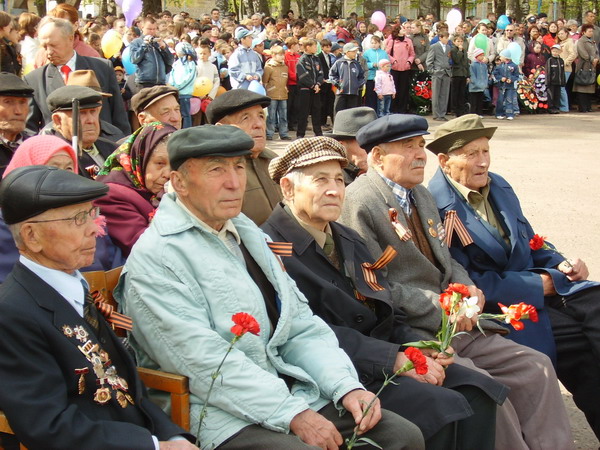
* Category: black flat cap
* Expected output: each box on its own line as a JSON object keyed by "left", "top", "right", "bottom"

{"left": 0, "top": 72, "right": 34, "bottom": 98}
{"left": 168, "top": 125, "right": 254, "bottom": 170}
{"left": 357, "top": 114, "right": 430, "bottom": 152}
{"left": 47, "top": 86, "right": 103, "bottom": 112}
{"left": 0, "top": 166, "right": 108, "bottom": 225}
{"left": 206, "top": 89, "right": 271, "bottom": 124}
{"left": 131, "top": 86, "right": 179, "bottom": 114}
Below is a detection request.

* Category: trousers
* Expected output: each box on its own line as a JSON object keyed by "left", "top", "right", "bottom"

{"left": 296, "top": 88, "right": 322, "bottom": 138}
{"left": 431, "top": 74, "right": 451, "bottom": 119}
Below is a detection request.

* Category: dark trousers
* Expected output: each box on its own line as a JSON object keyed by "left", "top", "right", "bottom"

{"left": 287, "top": 84, "right": 299, "bottom": 129}
{"left": 391, "top": 69, "right": 411, "bottom": 113}
{"left": 319, "top": 83, "right": 334, "bottom": 125}
{"left": 296, "top": 88, "right": 322, "bottom": 138}
{"left": 333, "top": 94, "right": 360, "bottom": 116}
{"left": 547, "top": 84, "right": 562, "bottom": 111}
{"left": 469, "top": 91, "right": 484, "bottom": 115}
{"left": 577, "top": 92, "right": 593, "bottom": 112}
{"left": 547, "top": 285, "right": 600, "bottom": 439}
{"left": 219, "top": 402, "right": 424, "bottom": 449}
{"left": 451, "top": 76, "right": 468, "bottom": 116}
{"left": 365, "top": 79, "right": 378, "bottom": 110}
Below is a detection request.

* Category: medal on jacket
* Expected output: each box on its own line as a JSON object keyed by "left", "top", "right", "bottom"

{"left": 389, "top": 208, "right": 412, "bottom": 241}
{"left": 427, "top": 219, "right": 438, "bottom": 238}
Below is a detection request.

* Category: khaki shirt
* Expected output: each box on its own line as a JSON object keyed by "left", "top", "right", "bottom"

{"left": 242, "top": 148, "right": 283, "bottom": 226}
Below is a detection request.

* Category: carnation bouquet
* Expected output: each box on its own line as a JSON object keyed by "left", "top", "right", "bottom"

{"left": 410, "top": 71, "right": 433, "bottom": 116}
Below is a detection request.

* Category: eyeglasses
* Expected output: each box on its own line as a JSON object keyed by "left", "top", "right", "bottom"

{"left": 27, "top": 206, "right": 100, "bottom": 227}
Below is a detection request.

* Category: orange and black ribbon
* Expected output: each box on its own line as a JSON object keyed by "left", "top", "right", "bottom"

{"left": 443, "top": 210, "right": 474, "bottom": 247}
{"left": 267, "top": 241, "right": 293, "bottom": 257}
{"left": 91, "top": 290, "right": 133, "bottom": 332}
{"left": 361, "top": 245, "right": 398, "bottom": 291}
{"left": 389, "top": 208, "right": 412, "bottom": 241}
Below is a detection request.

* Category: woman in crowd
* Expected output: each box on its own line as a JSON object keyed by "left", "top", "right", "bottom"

{"left": 0, "top": 135, "right": 123, "bottom": 282}
{"left": 95, "top": 122, "right": 176, "bottom": 257}
{"left": 542, "top": 21, "right": 559, "bottom": 47}
{"left": 18, "top": 12, "right": 40, "bottom": 74}
{"left": 0, "top": 12, "right": 21, "bottom": 75}
{"left": 385, "top": 25, "right": 415, "bottom": 113}
{"left": 556, "top": 27, "right": 577, "bottom": 112}
{"left": 410, "top": 20, "right": 430, "bottom": 72}
{"left": 573, "top": 23, "right": 599, "bottom": 112}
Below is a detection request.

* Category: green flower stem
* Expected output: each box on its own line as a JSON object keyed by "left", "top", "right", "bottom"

{"left": 195, "top": 334, "right": 241, "bottom": 447}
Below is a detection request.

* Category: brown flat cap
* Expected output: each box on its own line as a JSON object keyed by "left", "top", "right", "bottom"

{"left": 67, "top": 70, "right": 112, "bottom": 97}
{"left": 131, "top": 86, "right": 179, "bottom": 114}
{"left": 268, "top": 136, "right": 347, "bottom": 183}
{"left": 426, "top": 114, "right": 497, "bottom": 154}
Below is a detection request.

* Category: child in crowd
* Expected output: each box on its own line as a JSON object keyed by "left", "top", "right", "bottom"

{"left": 524, "top": 42, "right": 547, "bottom": 77}
{"left": 545, "top": 44, "right": 566, "bottom": 114}
{"left": 450, "top": 35, "right": 470, "bottom": 117}
{"left": 363, "top": 35, "right": 390, "bottom": 110}
{"left": 295, "top": 38, "right": 324, "bottom": 138}
{"left": 263, "top": 45, "right": 291, "bottom": 140}
{"left": 114, "top": 66, "right": 132, "bottom": 106}
{"left": 168, "top": 42, "right": 197, "bottom": 128}
{"left": 329, "top": 43, "right": 365, "bottom": 114}
{"left": 196, "top": 44, "right": 220, "bottom": 100}
{"left": 213, "top": 42, "right": 233, "bottom": 90}
{"left": 331, "top": 43, "right": 343, "bottom": 59}
{"left": 469, "top": 48, "right": 489, "bottom": 116}
{"left": 373, "top": 59, "right": 395, "bottom": 117}
{"left": 426, "top": 31, "right": 452, "bottom": 121}
{"left": 318, "top": 39, "right": 336, "bottom": 128}
{"left": 492, "top": 49, "right": 520, "bottom": 120}
{"left": 284, "top": 36, "right": 301, "bottom": 130}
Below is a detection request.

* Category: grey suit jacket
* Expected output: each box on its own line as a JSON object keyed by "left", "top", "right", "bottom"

{"left": 425, "top": 42, "right": 452, "bottom": 77}
{"left": 24, "top": 54, "right": 131, "bottom": 136}
{"left": 339, "top": 169, "right": 478, "bottom": 338}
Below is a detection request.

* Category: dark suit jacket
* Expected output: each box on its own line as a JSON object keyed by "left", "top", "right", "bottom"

{"left": 429, "top": 169, "right": 600, "bottom": 360}
{"left": 0, "top": 263, "right": 190, "bottom": 449}
{"left": 25, "top": 54, "right": 131, "bottom": 136}
{"left": 261, "top": 203, "right": 508, "bottom": 439}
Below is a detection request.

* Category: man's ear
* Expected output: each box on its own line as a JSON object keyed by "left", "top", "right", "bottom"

{"left": 20, "top": 224, "right": 43, "bottom": 254}
{"left": 280, "top": 177, "right": 294, "bottom": 202}
{"left": 370, "top": 145, "right": 384, "bottom": 167}
{"left": 438, "top": 153, "right": 450, "bottom": 173}
{"left": 170, "top": 170, "right": 187, "bottom": 196}
{"left": 51, "top": 112, "right": 62, "bottom": 128}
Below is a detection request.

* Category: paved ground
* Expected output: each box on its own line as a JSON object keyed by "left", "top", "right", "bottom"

{"left": 269, "top": 111, "right": 600, "bottom": 448}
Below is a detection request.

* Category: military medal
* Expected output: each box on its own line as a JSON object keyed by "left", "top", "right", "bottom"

{"left": 94, "top": 387, "right": 111, "bottom": 405}
{"left": 74, "top": 368, "right": 89, "bottom": 394}
{"left": 427, "top": 219, "right": 438, "bottom": 238}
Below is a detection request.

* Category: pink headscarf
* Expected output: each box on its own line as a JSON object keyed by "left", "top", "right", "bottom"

{"left": 3, "top": 135, "right": 79, "bottom": 178}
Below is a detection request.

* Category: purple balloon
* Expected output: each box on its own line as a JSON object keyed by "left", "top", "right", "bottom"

{"left": 115, "top": 0, "right": 123, "bottom": 6}
{"left": 122, "top": 0, "right": 142, "bottom": 27}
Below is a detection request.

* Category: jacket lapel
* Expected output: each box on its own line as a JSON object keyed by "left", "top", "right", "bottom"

{"left": 45, "top": 64, "right": 66, "bottom": 93}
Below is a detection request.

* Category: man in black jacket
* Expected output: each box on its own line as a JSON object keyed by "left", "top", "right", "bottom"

{"left": 0, "top": 166, "right": 196, "bottom": 450}
{"left": 261, "top": 136, "right": 507, "bottom": 450}
{"left": 295, "top": 38, "right": 324, "bottom": 138}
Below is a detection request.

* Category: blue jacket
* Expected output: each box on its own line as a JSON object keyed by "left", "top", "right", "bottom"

{"left": 329, "top": 57, "right": 365, "bottom": 96}
{"left": 428, "top": 169, "right": 600, "bottom": 362}
{"left": 228, "top": 46, "right": 264, "bottom": 89}
{"left": 363, "top": 48, "right": 390, "bottom": 80}
{"left": 115, "top": 193, "right": 363, "bottom": 448}
{"left": 129, "top": 36, "right": 174, "bottom": 85}
{"left": 491, "top": 61, "right": 519, "bottom": 88}
{"left": 469, "top": 61, "right": 488, "bottom": 92}
{"left": 167, "top": 58, "right": 197, "bottom": 96}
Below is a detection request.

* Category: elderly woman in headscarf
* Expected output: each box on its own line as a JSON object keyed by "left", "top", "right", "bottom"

{"left": 0, "top": 135, "right": 124, "bottom": 282}
{"left": 95, "top": 122, "right": 176, "bottom": 257}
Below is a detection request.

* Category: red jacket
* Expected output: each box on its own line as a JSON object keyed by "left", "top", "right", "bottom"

{"left": 285, "top": 50, "right": 301, "bottom": 85}
{"left": 336, "top": 27, "right": 353, "bottom": 43}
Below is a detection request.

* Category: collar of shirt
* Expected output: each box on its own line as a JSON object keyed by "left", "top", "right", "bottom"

{"left": 59, "top": 52, "right": 77, "bottom": 75}
{"left": 0, "top": 132, "right": 24, "bottom": 150}
{"left": 19, "top": 254, "right": 87, "bottom": 317}
{"left": 378, "top": 172, "right": 415, "bottom": 215}
{"left": 284, "top": 204, "right": 332, "bottom": 248}
{"left": 175, "top": 196, "right": 241, "bottom": 245}
{"left": 446, "top": 173, "right": 491, "bottom": 205}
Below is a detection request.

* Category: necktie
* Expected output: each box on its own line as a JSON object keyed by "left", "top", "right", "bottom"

{"left": 60, "top": 65, "right": 71, "bottom": 82}
{"left": 323, "top": 233, "right": 340, "bottom": 270}
{"left": 83, "top": 287, "right": 100, "bottom": 335}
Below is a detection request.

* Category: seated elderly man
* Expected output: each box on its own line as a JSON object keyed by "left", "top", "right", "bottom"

{"left": 0, "top": 73, "right": 34, "bottom": 178}
{"left": 115, "top": 125, "right": 423, "bottom": 449}
{"left": 261, "top": 137, "right": 508, "bottom": 449}
{"left": 324, "top": 107, "right": 376, "bottom": 185}
{"left": 0, "top": 166, "right": 196, "bottom": 450}
{"left": 206, "top": 89, "right": 282, "bottom": 226}
{"left": 41, "top": 85, "right": 117, "bottom": 178}
{"left": 428, "top": 114, "right": 600, "bottom": 439}
{"left": 131, "top": 86, "right": 182, "bottom": 131}
{"left": 339, "top": 114, "right": 574, "bottom": 450}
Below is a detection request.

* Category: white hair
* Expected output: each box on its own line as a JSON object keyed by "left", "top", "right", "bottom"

{"left": 8, "top": 222, "right": 23, "bottom": 248}
{"left": 38, "top": 16, "right": 75, "bottom": 38}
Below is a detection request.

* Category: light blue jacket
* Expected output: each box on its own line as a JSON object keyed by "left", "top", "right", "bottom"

{"left": 115, "top": 193, "right": 362, "bottom": 448}
{"left": 363, "top": 48, "right": 390, "bottom": 80}
{"left": 228, "top": 46, "right": 264, "bottom": 89}
{"left": 168, "top": 58, "right": 197, "bottom": 97}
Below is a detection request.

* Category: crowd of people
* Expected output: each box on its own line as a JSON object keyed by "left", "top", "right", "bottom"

{"left": 0, "top": 3, "right": 599, "bottom": 450}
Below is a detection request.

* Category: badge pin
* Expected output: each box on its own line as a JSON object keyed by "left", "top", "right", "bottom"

{"left": 428, "top": 227, "right": 438, "bottom": 238}
{"left": 93, "top": 387, "right": 111, "bottom": 405}
{"left": 62, "top": 325, "right": 74, "bottom": 337}
{"left": 74, "top": 367, "right": 89, "bottom": 395}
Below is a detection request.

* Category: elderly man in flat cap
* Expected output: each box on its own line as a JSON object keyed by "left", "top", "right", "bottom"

{"left": 261, "top": 137, "right": 507, "bottom": 450}
{"left": 25, "top": 17, "right": 129, "bottom": 136}
{"left": 131, "top": 86, "right": 182, "bottom": 131}
{"left": 339, "top": 114, "right": 575, "bottom": 449}
{"left": 0, "top": 73, "right": 34, "bottom": 178}
{"left": 206, "top": 89, "right": 282, "bottom": 225}
{"left": 116, "top": 125, "right": 423, "bottom": 450}
{"left": 428, "top": 114, "right": 600, "bottom": 439}
{"left": 0, "top": 166, "right": 197, "bottom": 450}
{"left": 40, "top": 85, "right": 117, "bottom": 179}
{"left": 325, "top": 106, "right": 377, "bottom": 185}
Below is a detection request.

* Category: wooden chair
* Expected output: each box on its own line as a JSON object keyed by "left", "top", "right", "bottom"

{"left": 0, "top": 268, "right": 191, "bottom": 449}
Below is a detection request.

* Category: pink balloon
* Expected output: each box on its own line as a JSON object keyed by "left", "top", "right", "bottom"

{"left": 115, "top": 0, "right": 123, "bottom": 6}
{"left": 370, "top": 11, "right": 387, "bottom": 31}
{"left": 122, "top": 0, "right": 142, "bottom": 27}
{"left": 190, "top": 97, "right": 201, "bottom": 116}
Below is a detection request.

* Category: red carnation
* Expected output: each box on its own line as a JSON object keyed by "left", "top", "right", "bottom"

{"left": 445, "top": 283, "right": 470, "bottom": 298}
{"left": 439, "top": 292, "right": 452, "bottom": 315}
{"left": 529, "top": 234, "right": 546, "bottom": 251}
{"left": 231, "top": 313, "right": 260, "bottom": 337}
{"left": 405, "top": 347, "right": 428, "bottom": 375}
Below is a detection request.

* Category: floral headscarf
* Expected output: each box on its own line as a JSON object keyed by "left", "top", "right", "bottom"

{"left": 97, "top": 122, "right": 176, "bottom": 206}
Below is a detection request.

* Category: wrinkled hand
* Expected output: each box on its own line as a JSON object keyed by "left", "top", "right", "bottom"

{"left": 342, "top": 389, "right": 382, "bottom": 435}
{"left": 396, "top": 351, "right": 445, "bottom": 385}
{"left": 558, "top": 258, "right": 589, "bottom": 281}
{"left": 452, "top": 285, "right": 485, "bottom": 331}
{"left": 540, "top": 272, "right": 557, "bottom": 296}
{"left": 290, "top": 409, "right": 342, "bottom": 449}
{"left": 159, "top": 440, "right": 199, "bottom": 449}
{"left": 426, "top": 345, "right": 455, "bottom": 367}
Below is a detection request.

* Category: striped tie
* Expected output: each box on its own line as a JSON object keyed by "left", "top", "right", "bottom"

{"left": 83, "top": 288, "right": 100, "bottom": 335}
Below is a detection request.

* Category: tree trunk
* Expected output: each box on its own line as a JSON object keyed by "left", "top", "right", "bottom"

{"left": 507, "top": 0, "right": 521, "bottom": 21}
{"left": 280, "top": 0, "right": 291, "bottom": 18}
{"left": 363, "top": 0, "right": 385, "bottom": 18}
{"left": 34, "top": 0, "right": 46, "bottom": 16}
{"left": 419, "top": 0, "right": 440, "bottom": 21}
{"left": 253, "top": 0, "right": 271, "bottom": 16}
{"left": 142, "top": 0, "right": 162, "bottom": 16}
{"left": 215, "top": 0, "right": 229, "bottom": 13}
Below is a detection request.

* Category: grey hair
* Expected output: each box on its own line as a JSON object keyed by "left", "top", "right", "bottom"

{"left": 8, "top": 222, "right": 24, "bottom": 249}
{"left": 38, "top": 16, "right": 75, "bottom": 38}
{"left": 281, "top": 168, "right": 308, "bottom": 187}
